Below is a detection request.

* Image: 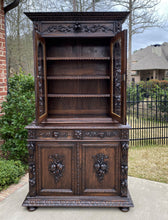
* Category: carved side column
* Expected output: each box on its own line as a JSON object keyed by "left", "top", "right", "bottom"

{"left": 27, "top": 141, "right": 36, "bottom": 197}
{"left": 120, "top": 142, "right": 129, "bottom": 197}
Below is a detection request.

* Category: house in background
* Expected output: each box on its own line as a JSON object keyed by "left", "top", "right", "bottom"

{"left": 131, "top": 43, "right": 168, "bottom": 84}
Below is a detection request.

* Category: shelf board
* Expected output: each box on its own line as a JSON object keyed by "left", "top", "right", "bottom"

{"left": 48, "top": 94, "right": 110, "bottom": 98}
{"left": 47, "top": 76, "right": 110, "bottom": 80}
{"left": 46, "top": 57, "right": 110, "bottom": 61}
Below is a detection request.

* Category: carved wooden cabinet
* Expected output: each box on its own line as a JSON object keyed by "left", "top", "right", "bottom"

{"left": 22, "top": 12, "right": 133, "bottom": 212}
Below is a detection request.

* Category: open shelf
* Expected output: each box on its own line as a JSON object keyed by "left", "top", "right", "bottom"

{"left": 47, "top": 76, "right": 110, "bottom": 80}
{"left": 48, "top": 94, "right": 110, "bottom": 98}
{"left": 46, "top": 57, "right": 110, "bottom": 61}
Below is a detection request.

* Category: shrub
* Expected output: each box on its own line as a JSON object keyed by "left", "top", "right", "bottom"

{"left": 0, "top": 159, "right": 25, "bottom": 191}
{"left": 0, "top": 72, "right": 35, "bottom": 163}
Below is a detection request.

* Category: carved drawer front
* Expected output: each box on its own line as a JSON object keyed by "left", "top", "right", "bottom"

{"left": 32, "top": 129, "right": 128, "bottom": 141}
{"left": 81, "top": 142, "right": 120, "bottom": 196}
{"left": 37, "top": 142, "right": 75, "bottom": 196}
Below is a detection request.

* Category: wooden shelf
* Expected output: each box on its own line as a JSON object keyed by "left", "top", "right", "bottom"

{"left": 46, "top": 57, "right": 110, "bottom": 61}
{"left": 47, "top": 76, "right": 110, "bottom": 80}
{"left": 48, "top": 94, "right": 110, "bottom": 98}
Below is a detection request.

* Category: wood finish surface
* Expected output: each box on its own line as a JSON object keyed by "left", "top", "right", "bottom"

{"left": 23, "top": 12, "right": 133, "bottom": 211}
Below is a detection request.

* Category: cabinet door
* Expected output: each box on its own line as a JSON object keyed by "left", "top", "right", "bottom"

{"left": 81, "top": 142, "right": 120, "bottom": 196}
{"left": 110, "top": 30, "right": 127, "bottom": 124}
{"left": 37, "top": 142, "right": 75, "bottom": 196}
{"left": 35, "top": 32, "right": 48, "bottom": 124}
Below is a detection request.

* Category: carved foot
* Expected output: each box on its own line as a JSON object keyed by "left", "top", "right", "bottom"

{"left": 27, "top": 207, "right": 37, "bottom": 211}
{"left": 119, "top": 207, "right": 129, "bottom": 212}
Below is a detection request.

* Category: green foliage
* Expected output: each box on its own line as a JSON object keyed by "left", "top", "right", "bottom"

{"left": 127, "top": 84, "right": 145, "bottom": 104}
{"left": 0, "top": 159, "right": 25, "bottom": 191}
{"left": 0, "top": 72, "right": 35, "bottom": 163}
{"left": 127, "top": 80, "right": 168, "bottom": 116}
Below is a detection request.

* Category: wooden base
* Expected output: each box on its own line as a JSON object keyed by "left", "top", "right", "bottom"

{"left": 119, "top": 207, "right": 130, "bottom": 212}
{"left": 23, "top": 190, "right": 133, "bottom": 210}
{"left": 27, "top": 206, "right": 37, "bottom": 212}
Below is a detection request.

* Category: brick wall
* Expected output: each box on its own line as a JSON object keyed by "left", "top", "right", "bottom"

{"left": 0, "top": 0, "right": 7, "bottom": 114}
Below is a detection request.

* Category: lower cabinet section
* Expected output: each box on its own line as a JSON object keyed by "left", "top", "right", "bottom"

{"left": 23, "top": 139, "right": 134, "bottom": 210}
{"left": 36, "top": 142, "right": 120, "bottom": 197}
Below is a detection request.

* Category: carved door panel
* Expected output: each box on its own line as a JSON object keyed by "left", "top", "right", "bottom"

{"left": 37, "top": 142, "right": 75, "bottom": 196}
{"left": 35, "top": 32, "right": 48, "bottom": 124}
{"left": 81, "top": 142, "right": 120, "bottom": 196}
{"left": 110, "top": 30, "right": 127, "bottom": 124}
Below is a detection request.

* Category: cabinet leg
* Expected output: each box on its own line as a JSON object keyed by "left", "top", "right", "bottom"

{"left": 27, "top": 207, "right": 37, "bottom": 211}
{"left": 119, "top": 207, "right": 129, "bottom": 212}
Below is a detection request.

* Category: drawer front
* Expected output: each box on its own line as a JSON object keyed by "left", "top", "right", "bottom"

{"left": 81, "top": 142, "right": 120, "bottom": 196}
{"left": 37, "top": 142, "right": 76, "bottom": 196}
{"left": 28, "top": 129, "right": 128, "bottom": 141}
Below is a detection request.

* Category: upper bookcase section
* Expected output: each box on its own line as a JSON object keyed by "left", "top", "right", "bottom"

{"left": 25, "top": 12, "right": 129, "bottom": 38}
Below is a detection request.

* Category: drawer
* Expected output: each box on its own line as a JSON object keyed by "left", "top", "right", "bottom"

{"left": 28, "top": 129, "right": 129, "bottom": 141}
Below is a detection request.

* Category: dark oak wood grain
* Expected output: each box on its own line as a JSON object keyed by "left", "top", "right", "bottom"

{"left": 23, "top": 12, "right": 133, "bottom": 212}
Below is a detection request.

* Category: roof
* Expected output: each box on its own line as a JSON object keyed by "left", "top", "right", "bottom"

{"left": 132, "top": 42, "right": 168, "bottom": 71}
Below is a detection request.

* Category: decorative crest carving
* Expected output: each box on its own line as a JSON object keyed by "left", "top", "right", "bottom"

{"left": 48, "top": 154, "right": 65, "bottom": 183}
{"left": 92, "top": 153, "right": 109, "bottom": 183}
{"left": 43, "top": 23, "right": 114, "bottom": 34}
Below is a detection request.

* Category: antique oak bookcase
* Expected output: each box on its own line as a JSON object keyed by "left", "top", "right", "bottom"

{"left": 23, "top": 12, "right": 133, "bottom": 212}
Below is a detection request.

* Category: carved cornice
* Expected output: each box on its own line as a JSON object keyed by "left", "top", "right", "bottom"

{"left": 25, "top": 12, "right": 129, "bottom": 23}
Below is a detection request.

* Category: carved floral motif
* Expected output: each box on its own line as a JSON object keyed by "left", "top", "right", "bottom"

{"left": 92, "top": 153, "right": 109, "bottom": 183}
{"left": 74, "top": 130, "right": 82, "bottom": 139}
{"left": 121, "top": 130, "right": 129, "bottom": 139}
{"left": 48, "top": 154, "right": 65, "bottom": 183}
{"left": 43, "top": 23, "right": 114, "bottom": 34}
{"left": 28, "top": 130, "right": 36, "bottom": 139}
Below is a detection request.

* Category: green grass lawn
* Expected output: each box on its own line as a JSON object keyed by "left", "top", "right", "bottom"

{"left": 128, "top": 145, "right": 168, "bottom": 184}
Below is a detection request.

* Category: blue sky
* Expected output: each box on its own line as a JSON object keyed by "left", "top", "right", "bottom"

{"left": 132, "top": 0, "right": 168, "bottom": 52}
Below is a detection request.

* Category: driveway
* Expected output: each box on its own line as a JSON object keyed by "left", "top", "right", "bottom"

{"left": 0, "top": 177, "right": 168, "bottom": 220}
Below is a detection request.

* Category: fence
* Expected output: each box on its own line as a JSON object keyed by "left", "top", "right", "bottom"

{"left": 127, "top": 83, "right": 168, "bottom": 146}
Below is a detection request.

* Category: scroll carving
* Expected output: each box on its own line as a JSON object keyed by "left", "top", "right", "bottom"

{"left": 92, "top": 153, "right": 109, "bottom": 183}
{"left": 27, "top": 142, "right": 36, "bottom": 196}
{"left": 48, "top": 154, "right": 65, "bottom": 183}
{"left": 120, "top": 142, "right": 129, "bottom": 197}
{"left": 43, "top": 23, "right": 114, "bottom": 34}
{"left": 74, "top": 130, "right": 119, "bottom": 139}
{"left": 37, "top": 130, "right": 68, "bottom": 138}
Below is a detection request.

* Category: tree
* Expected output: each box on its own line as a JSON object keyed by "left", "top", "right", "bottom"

{"left": 112, "top": 0, "right": 161, "bottom": 84}
{"left": 5, "top": 0, "right": 34, "bottom": 75}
